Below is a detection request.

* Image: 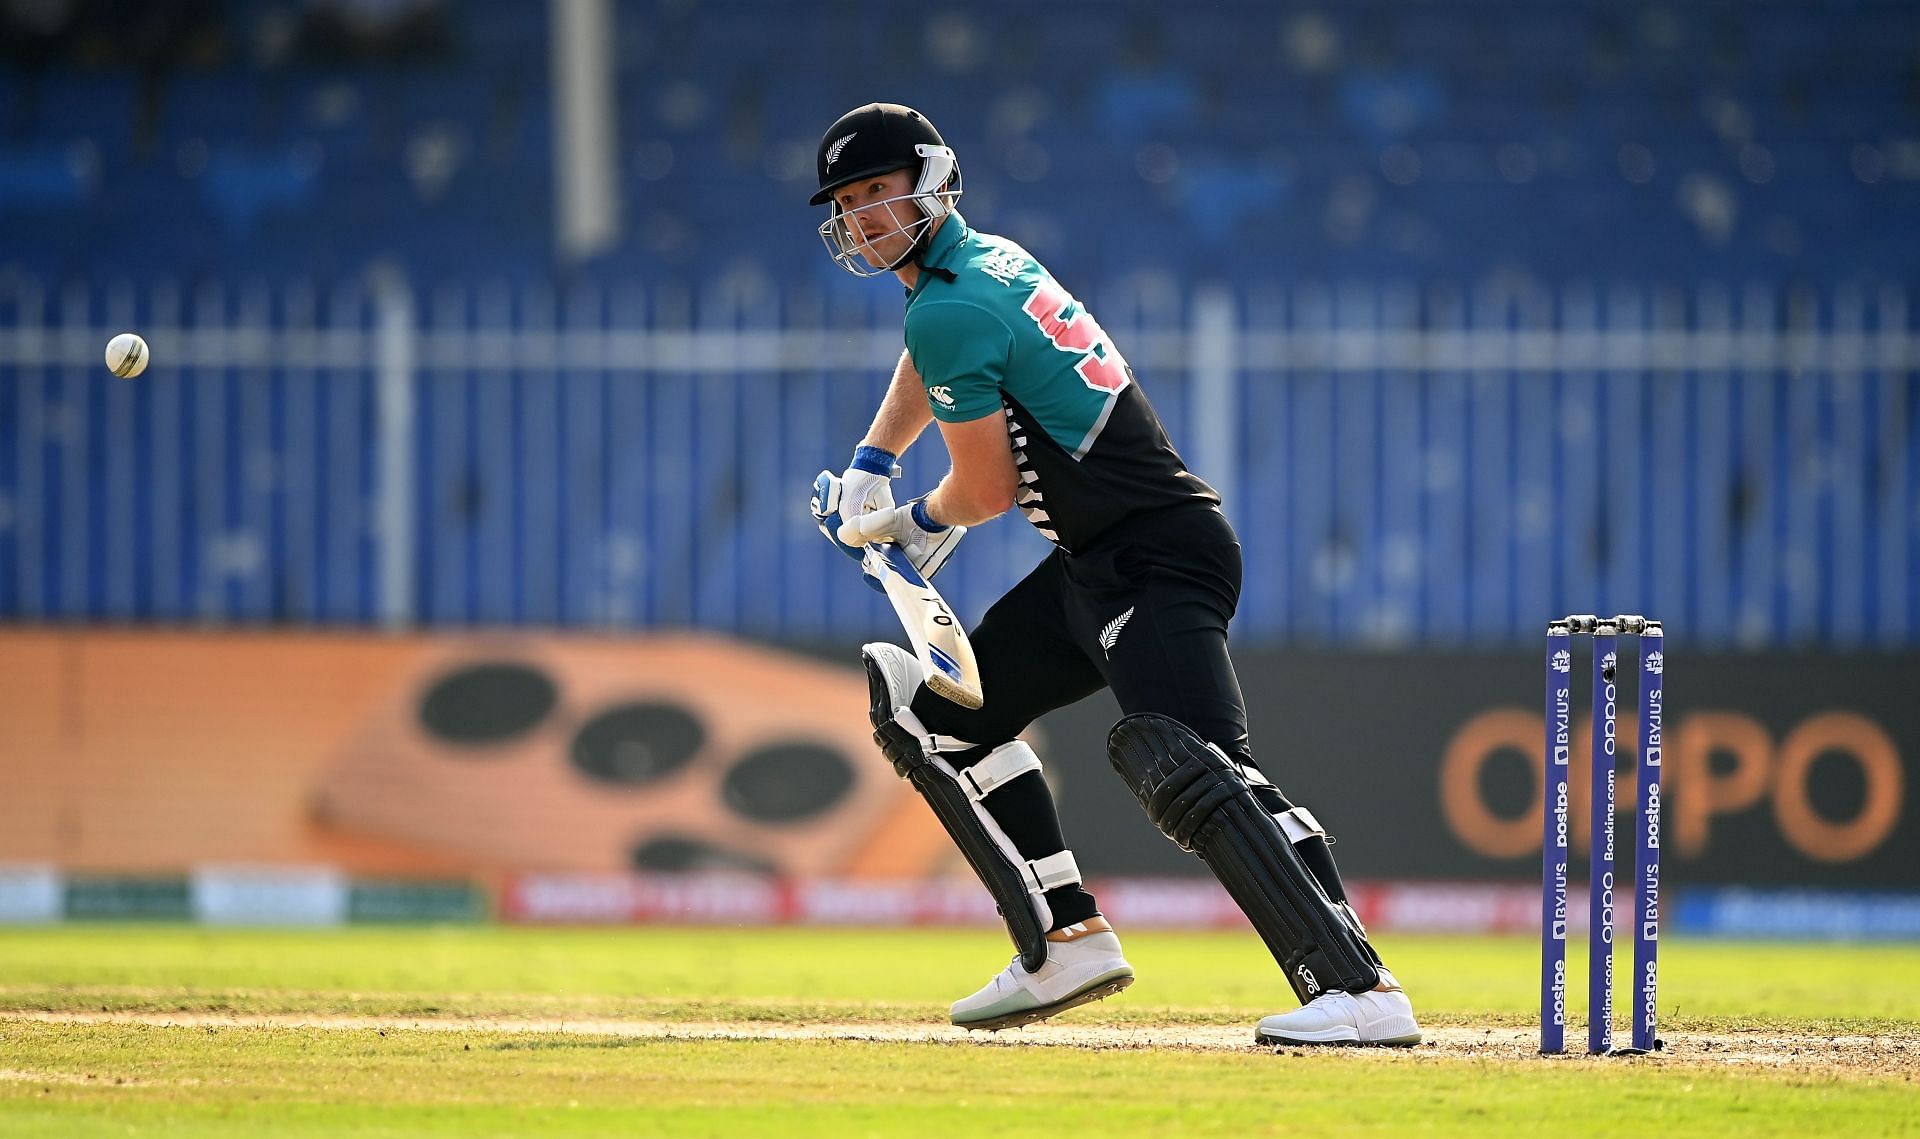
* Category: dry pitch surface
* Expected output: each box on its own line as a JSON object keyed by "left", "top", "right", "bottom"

{"left": 13, "top": 1009, "right": 1919, "bottom": 1074}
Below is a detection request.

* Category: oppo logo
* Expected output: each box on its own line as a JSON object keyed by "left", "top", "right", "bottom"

{"left": 1441, "top": 709, "right": 1902, "bottom": 863}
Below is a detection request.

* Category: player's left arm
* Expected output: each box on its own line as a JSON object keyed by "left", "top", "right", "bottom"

{"left": 921, "top": 413, "right": 1018, "bottom": 527}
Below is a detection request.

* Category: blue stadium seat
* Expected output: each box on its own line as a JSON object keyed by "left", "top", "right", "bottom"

{"left": 30, "top": 71, "right": 139, "bottom": 153}
{"left": 0, "top": 1, "right": 1915, "bottom": 288}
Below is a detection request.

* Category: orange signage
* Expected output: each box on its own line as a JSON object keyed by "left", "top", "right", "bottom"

{"left": 0, "top": 631, "right": 954, "bottom": 878}
{"left": 1441, "top": 706, "right": 1904, "bottom": 864}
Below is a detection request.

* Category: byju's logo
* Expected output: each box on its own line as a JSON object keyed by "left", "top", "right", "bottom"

{"left": 1644, "top": 650, "right": 1663, "bottom": 675}
{"left": 1551, "top": 648, "right": 1572, "bottom": 673}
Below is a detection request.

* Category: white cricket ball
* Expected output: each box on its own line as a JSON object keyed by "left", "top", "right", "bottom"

{"left": 105, "top": 332, "right": 150, "bottom": 379}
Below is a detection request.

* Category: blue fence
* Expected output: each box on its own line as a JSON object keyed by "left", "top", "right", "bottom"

{"left": 0, "top": 275, "right": 1914, "bottom": 649}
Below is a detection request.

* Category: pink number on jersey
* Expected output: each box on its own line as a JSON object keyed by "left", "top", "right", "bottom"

{"left": 1021, "top": 279, "right": 1131, "bottom": 393}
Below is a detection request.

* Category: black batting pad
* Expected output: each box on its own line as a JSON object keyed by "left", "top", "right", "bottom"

{"left": 1107, "top": 712, "right": 1381, "bottom": 1003}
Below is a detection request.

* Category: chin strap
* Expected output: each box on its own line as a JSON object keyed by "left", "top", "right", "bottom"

{"left": 893, "top": 214, "right": 957, "bottom": 281}
{"left": 888, "top": 222, "right": 944, "bottom": 277}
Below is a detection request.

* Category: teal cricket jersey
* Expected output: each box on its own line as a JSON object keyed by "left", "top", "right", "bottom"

{"left": 903, "top": 212, "right": 1219, "bottom": 551}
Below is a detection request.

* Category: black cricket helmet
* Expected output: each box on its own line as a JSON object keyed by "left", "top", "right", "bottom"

{"left": 811, "top": 102, "right": 962, "bottom": 277}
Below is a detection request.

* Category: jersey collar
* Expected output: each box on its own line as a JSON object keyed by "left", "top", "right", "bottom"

{"left": 907, "top": 212, "right": 970, "bottom": 298}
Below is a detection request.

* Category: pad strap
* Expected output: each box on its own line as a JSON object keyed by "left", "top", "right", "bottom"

{"left": 1023, "top": 850, "right": 1082, "bottom": 894}
{"left": 1276, "top": 806, "right": 1325, "bottom": 844}
{"left": 960, "top": 741, "right": 1043, "bottom": 801}
{"left": 889, "top": 706, "right": 974, "bottom": 764}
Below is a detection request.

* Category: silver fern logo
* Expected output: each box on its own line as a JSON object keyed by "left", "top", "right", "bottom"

{"left": 1098, "top": 606, "right": 1134, "bottom": 658}
{"left": 825, "top": 132, "right": 857, "bottom": 168}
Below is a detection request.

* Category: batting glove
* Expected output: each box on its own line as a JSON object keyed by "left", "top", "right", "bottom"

{"left": 836, "top": 499, "right": 966, "bottom": 581}
{"left": 840, "top": 445, "right": 900, "bottom": 517}
{"left": 811, "top": 470, "right": 885, "bottom": 592}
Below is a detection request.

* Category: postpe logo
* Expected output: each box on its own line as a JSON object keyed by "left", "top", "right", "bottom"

{"left": 1549, "top": 958, "right": 1566, "bottom": 1025}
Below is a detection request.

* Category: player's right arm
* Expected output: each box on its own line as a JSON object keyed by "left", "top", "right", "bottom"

{"left": 859, "top": 349, "right": 936, "bottom": 457}
{"left": 825, "top": 349, "right": 932, "bottom": 524}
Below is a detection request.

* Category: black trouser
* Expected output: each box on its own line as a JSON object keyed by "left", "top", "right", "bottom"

{"left": 909, "top": 505, "right": 1339, "bottom": 930}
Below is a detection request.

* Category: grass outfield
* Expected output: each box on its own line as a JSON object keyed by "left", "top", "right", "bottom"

{"left": 1, "top": 925, "right": 1917, "bottom": 1137}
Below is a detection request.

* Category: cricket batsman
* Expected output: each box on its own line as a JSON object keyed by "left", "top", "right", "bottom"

{"left": 806, "top": 102, "right": 1421, "bottom": 1046}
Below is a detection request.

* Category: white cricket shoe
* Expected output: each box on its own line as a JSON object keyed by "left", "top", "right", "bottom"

{"left": 950, "top": 928, "right": 1135, "bottom": 1031}
{"left": 1254, "top": 967, "right": 1422, "bottom": 1047}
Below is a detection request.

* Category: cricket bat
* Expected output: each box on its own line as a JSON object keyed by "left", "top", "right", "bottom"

{"left": 861, "top": 541, "right": 984, "bottom": 710}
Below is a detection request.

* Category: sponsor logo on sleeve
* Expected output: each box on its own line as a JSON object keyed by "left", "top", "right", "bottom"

{"left": 980, "top": 248, "right": 1027, "bottom": 285}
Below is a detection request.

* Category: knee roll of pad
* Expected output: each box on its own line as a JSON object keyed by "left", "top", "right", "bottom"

{"left": 1107, "top": 712, "right": 1381, "bottom": 1002}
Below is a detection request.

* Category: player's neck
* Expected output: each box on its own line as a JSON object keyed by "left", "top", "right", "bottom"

{"left": 892, "top": 214, "right": 953, "bottom": 291}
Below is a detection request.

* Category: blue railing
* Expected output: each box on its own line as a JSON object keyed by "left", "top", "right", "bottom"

{"left": 1, "top": 275, "right": 1913, "bottom": 648}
